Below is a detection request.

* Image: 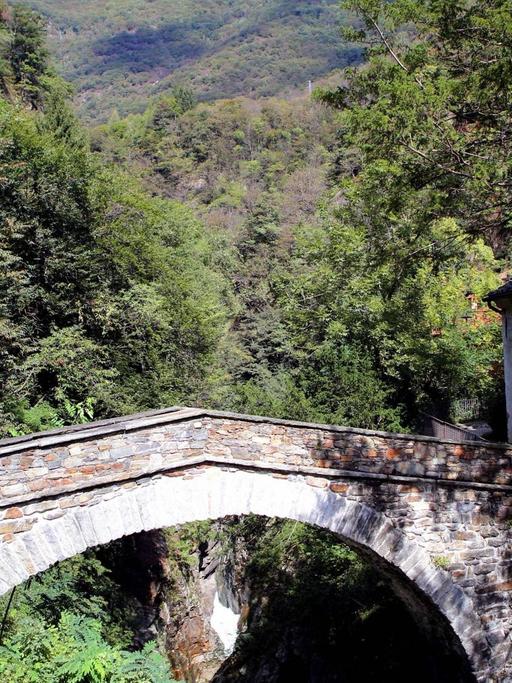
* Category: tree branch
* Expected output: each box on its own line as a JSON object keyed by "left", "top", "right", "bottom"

{"left": 399, "top": 140, "right": 475, "bottom": 179}
{"left": 367, "top": 15, "right": 424, "bottom": 89}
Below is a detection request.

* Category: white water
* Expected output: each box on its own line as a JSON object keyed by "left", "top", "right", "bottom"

{"left": 210, "top": 591, "right": 239, "bottom": 654}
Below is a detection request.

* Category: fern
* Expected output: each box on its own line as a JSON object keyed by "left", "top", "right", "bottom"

{"left": 55, "top": 614, "right": 114, "bottom": 682}
{"left": 112, "top": 643, "right": 176, "bottom": 683}
{"left": 0, "top": 612, "right": 178, "bottom": 683}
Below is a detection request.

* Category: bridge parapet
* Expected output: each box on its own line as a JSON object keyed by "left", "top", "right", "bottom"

{"left": 0, "top": 408, "right": 510, "bottom": 510}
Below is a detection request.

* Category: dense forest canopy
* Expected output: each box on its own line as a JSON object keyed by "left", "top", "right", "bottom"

{"left": 0, "top": 2, "right": 228, "bottom": 437}
{"left": 328, "top": 0, "right": 512, "bottom": 244}
{"left": 0, "top": 0, "right": 507, "bottom": 437}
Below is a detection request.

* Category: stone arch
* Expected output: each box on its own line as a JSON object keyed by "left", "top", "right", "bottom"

{"left": 0, "top": 467, "right": 485, "bottom": 678}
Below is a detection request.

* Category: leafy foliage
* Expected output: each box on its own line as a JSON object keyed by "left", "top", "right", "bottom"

{"left": 0, "top": 21, "right": 226, "bottom": 436}
{"left": 96, "top": 44, "right": 504, "bottom": 430}
{"left": 302, "top": 0, "right": 512, "bottom": 423}
{"left": 328, "top": 0, "right": 512, "bottom": 242}
{"left": 0, "top": 0, "right": 506, "bottom": 433}
{"left": 0, "top": 613, "right": 172, "bottom": 682}
{"left": 0, "top": 552, "right": 177, "bottom": 682}
{"left": 9, "top": 4, "right": 48, "bottom": 105}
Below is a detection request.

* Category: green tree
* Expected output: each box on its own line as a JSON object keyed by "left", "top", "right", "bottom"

{"left": 290, "top": 0, "right": 510, "bottom": 426}
{"left": 322, "top": 0, "right": 512, "bottom": 241}
{"left": 9, "top": 5, "right": 48, "bottom": 105}
{"left": 0, "top": 86, "right": 226, "bottom": 435}
{"left": 0, "top": 2, "right": 12, "bottom": 94}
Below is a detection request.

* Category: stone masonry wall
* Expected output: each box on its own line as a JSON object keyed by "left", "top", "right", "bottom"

{"left": 0, "top": 408, "right": 510, "bottom": 681}
{"left": 0, "top": 409, "right": 510, "bottom": 507}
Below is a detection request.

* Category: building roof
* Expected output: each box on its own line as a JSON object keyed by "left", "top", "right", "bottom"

{"left": 483, "top": 279, "right": 512, "bottom": 303}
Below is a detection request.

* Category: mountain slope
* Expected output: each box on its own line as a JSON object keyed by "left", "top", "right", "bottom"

{"left": 27, "top": 0, "right": 358, "bottom": 121}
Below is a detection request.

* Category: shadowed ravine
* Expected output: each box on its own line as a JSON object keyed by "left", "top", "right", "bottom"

{"left": 94, "top": 520, "right": 475, "bottom": 683}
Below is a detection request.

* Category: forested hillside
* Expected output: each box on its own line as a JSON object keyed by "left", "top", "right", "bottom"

{"left": 92, "top": 84, "right": 504, "bottom": 431}
{"left": 0, "top": 0, "right": 506, "bottom": 437}
{"left": 25, "top": 0, "right": 359, "bottom": 122}
{"left": 0, "top": 2, "right": 227, "bottom": 437}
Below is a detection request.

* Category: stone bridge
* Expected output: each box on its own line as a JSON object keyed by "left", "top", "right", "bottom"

{"left": 0, "top": 407, "right": 510, "bottom": 681}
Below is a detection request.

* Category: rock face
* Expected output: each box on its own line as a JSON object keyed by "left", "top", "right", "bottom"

{"left": 162, "top": 540, "right": 226, "bottom": 682}
{"left": 158, "top": 528, "right": 251, "bottom": 683}
{"left": 98, "top": 528, "right": 241, "bottom": 682}
{"left": 97, "top": 529, "right": 175, "bottom": 648}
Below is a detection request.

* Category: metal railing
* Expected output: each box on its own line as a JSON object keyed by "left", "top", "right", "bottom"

{"left": 420, "top": 412, "right": 486, "bottom": 442}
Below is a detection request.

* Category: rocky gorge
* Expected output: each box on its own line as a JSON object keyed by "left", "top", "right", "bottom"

{"left": 95, "top": 517, "right": 476, "bottom": 683}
